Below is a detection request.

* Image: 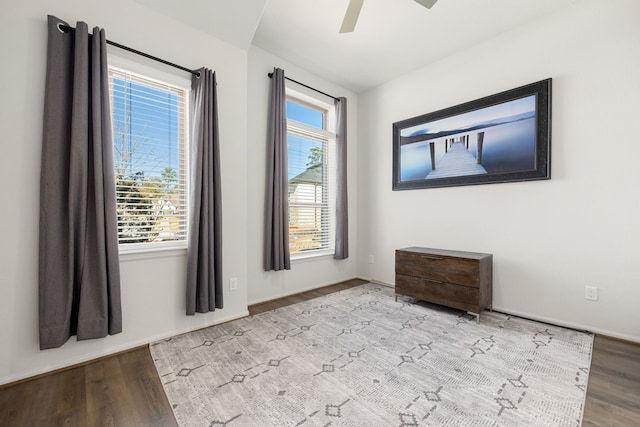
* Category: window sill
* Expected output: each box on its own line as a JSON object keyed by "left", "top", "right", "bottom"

{"left": 290, "top": 251, "right": 335, "bottom": 264}
{"left": 119, "top": 244, "right": 187, "bottom": 262}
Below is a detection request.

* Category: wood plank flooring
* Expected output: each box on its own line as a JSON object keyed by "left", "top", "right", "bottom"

{"left": 0, "top": 347, "right": 178, "bottom": 427}
{"left": 582, "top": 335, "right": 640, "bottom": 426}
{"left": 1, "top": 279, "right": 638, "bottom": 426}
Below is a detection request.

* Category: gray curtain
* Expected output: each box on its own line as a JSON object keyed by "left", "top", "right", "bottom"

{"left": 39, "top": 15, "right": 122, "bottom": 350}
{"left": 264, "top": 68, "right": 291, "bottom": 271}
{"left": 186, "top": 68, "right": 223, "bottom": 315}
{"left": 334, "top": 97, "right": 349, "bottom": 259}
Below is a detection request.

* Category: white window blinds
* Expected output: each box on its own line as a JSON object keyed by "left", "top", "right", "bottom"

{"left": 108, "top": 68, "right": 188, "bottom": 246}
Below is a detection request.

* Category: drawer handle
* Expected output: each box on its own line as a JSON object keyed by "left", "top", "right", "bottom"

{"left": 424, "top": 278, "right": 443, "bottom": 284}
{"left": 421, "top": 255, "right": 443, "bottom": 260}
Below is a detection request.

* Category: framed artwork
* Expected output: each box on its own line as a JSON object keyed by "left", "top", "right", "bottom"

{"left": 392, "top": 78, "right": 551, "bottom": 190}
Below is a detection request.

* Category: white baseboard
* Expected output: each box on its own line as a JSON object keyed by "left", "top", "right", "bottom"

{"left": 0, "top": 310, "right": 250, "bottom": 387}
{"left": 491, "top": 306, "right": 640, "bottom": 343}
{"left": 370, "top": 279, "right": 394, "bottom": 288}
{"left": 372, "top": 278, "right": 639, "bottom": 344}
{"left": 248, "top": 277, "right": 365, "bottom": 306}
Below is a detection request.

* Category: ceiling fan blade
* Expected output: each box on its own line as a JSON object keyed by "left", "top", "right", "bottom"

{"left": 414, "top": 0, "right": 438, "bottom": 9}
{"left": 339, "top": 0, "right": 365, "bottom": 34}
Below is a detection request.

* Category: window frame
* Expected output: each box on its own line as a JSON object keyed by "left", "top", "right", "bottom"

{"left": 285, "top": 87, "right": 337, "bottom": 260}
{"left": 107, "top": 51, "right": 191, "bottom": 255}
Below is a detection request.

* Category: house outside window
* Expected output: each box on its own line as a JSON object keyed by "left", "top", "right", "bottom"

{"left": 286, "top": 90, "right": 336, "bottom": 258}
{"left": 108, "top": 58, "right": 190, "bottom": 252}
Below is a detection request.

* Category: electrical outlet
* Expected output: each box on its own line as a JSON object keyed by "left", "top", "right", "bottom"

{"left": 369, "top": 255, "right": 374, "bottom": 264}
{"left": 585, "top": 286, "right": 598, "bottom": 301}
{"left": 229, "top": 277, "right": 238, "bottom": 292}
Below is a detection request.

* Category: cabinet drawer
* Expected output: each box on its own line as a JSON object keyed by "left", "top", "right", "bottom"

{"left": 396, "top": 274, "right": 479, "bottom": 313}
{"left": 396, "top": 251, "right": 480, "bottom": 287}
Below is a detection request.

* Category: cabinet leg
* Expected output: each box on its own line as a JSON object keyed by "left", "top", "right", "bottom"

{"left": 468, "top": 311, "right": 480, "bottom": 323}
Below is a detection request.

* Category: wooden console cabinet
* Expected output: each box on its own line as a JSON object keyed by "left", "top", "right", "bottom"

{"left": 395, "top": 247, "right": 492, "bottom": 321}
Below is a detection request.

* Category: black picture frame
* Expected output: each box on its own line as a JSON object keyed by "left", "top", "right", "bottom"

{"left": 392, "top": 78, "right": 551, "bottom": 190}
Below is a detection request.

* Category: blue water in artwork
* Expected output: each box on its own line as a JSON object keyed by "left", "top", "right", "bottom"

{"left": 399, "top": 118, "right": 536, "bottom": 181}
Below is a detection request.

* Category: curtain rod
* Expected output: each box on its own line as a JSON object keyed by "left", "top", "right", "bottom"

{"left": 58, "top": 23, "right": 200, "bottom": 77}
{"left": 268, "top": 72, "right": 340, "bottom": 102}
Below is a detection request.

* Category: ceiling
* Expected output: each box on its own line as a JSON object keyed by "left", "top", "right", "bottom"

{"left": 138, "top": 0, "right": 581, "bottom": 93}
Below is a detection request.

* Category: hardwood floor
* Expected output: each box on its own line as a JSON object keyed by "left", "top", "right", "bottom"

{"left": 0, "top": 346, "right": 177, "bottom": 427}
{"left": 1, "top": 279, "right": 638, "bottom": 426}
{"left": 582, "top": 335, "right": 640, "bottom": 426}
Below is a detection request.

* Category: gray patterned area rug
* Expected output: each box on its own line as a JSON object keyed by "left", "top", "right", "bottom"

{"left": 150, "top": 284, "right": 593, "bottom": 426}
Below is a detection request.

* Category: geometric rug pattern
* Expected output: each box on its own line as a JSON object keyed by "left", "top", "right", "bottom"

{"left": 150, "top": 283, "right": 593, "bottom": 426}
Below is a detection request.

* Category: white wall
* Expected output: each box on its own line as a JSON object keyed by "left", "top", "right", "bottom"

{"left": 0, "top": 0, "right": 249, "bottom": 385}
{"left": 357, "top": 0, "right": 640, "bottom": 341}
{"left": 246, "top": 46, "right": 359, "bottom": 304}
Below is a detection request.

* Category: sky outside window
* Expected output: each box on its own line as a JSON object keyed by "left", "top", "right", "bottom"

{"left": 286, "top": 100, "right": 324, "bottom": 129}
{"left": 286, "top": 100, "right": 325, "bottom": 180}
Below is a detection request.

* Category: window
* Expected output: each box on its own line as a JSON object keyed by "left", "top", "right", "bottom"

{"left": 108, "top": 65, "right": 189, "bottom": 250}
{"left": 286, "top": 90, "right": 336, "bottom": 258}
